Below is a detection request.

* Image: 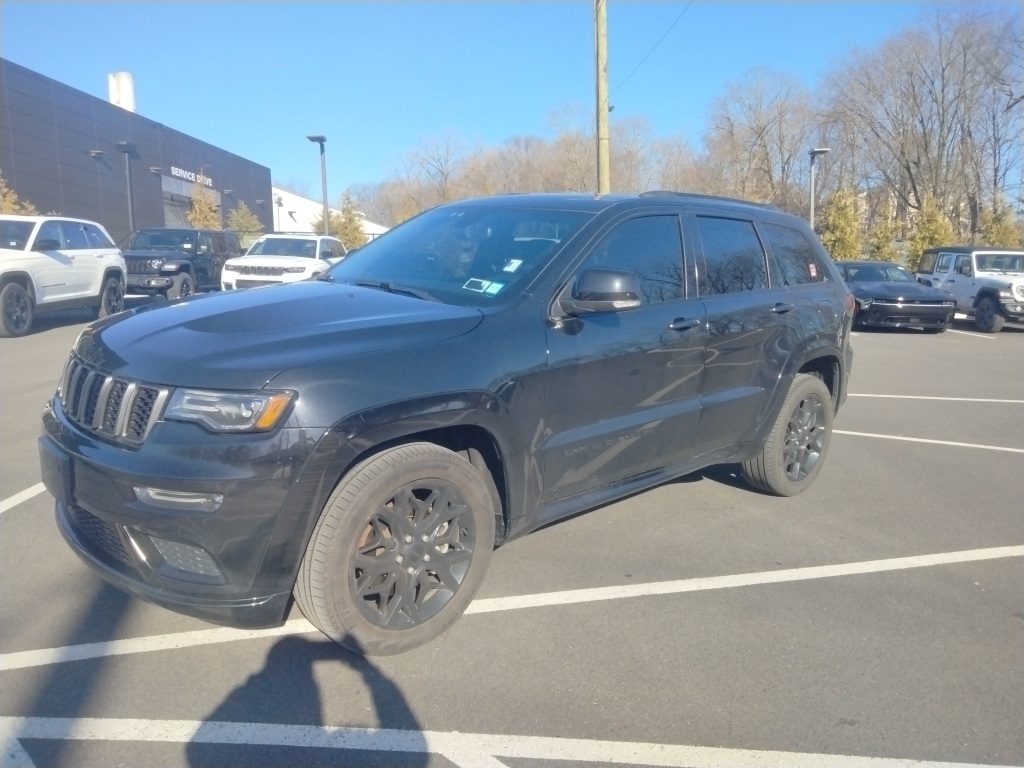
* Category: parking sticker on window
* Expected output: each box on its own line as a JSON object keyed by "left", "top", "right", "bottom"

{"left": 485, "top": 282, "right": 505, "bottom": 295}
{"left": 463, "top": 278, "right": 491, "bottom": 293}
{"left": 503, "top": 259, "right": 523, "bottom": 273}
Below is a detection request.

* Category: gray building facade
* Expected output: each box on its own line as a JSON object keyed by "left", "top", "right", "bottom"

{"left": 1, "top": 58, "right": 273, "bottom": 244}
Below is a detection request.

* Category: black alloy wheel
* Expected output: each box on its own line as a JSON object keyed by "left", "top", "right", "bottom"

{"left": 0, "top": 282, "right": 34, "bottom": 337}
{"left": 974, "top": 297, "right": 1005, "bottom": 333}
{"left": 294, "top": 443, "right": 495, "bottom": 655}
{"left": 742, "top": 373, "right": 834, "bottom": 496}
{"left": 95, "top": 276, "right": 124, "bottom": 319}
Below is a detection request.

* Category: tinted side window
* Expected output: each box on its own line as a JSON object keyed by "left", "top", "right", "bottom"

{"left": 936, "top": 253, "right": 955, "bottom": 273}
{"left": 582, "top": 215, "right": 684, "bottom": 304}
{"left": 761, "top": 222, "right": 828, "bottom": 285}
{"left": 83, "top": 223, "right": 114, "bottom": 248}
{"left": 61, "top": 222, "right": 90, "bottom": 249}
{"left": 955, "top": 254, "right": 973, "bottom": 275}
{"left": 696, "top": 216, "right": 768, "bottom": 295}
{"left": 918, "top": 251, "right": 937, "bottom": 274}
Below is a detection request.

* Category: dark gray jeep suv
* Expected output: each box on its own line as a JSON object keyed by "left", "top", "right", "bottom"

{"left": 40, "top": 193, "right": 855, "bottom": 655}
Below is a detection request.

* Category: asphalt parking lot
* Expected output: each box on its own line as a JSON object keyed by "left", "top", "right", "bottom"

{"left": 2, "top": 309, "right": 1022, "bottom": 768}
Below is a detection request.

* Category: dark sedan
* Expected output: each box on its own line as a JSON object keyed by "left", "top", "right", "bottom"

{"left": 839, "top": 260, "right": 955, "bottom": 332}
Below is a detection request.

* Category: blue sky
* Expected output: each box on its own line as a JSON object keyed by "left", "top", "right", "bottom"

{"left": 0, "top": 2, "right": 993, "bottom": 203}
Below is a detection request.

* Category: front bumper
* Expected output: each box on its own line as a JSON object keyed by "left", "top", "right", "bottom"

{"left": 858, "top": 301, "right": 954, "bottom": 329}
{"left": 40, "top": 398, "right": 330, "bottom": 629}
{"left": 127, "top": 274, "right": 173, "bottom": 293}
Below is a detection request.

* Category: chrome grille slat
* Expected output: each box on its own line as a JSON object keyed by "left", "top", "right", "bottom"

{"left": 60, "top": 355, "right": 169, "bottom": 446}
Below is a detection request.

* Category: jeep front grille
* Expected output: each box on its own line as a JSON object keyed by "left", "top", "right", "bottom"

{"left": 60, "top": 356, "right": 170, "bottom": 445}
{"left": 127, "top": 257, "right": 159, "bottom": 274}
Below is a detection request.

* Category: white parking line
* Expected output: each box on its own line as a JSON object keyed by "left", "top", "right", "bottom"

{"left": 0, "top": 716, "right": 1015, "bottom": 768}
{"left": 3, "top": 546, "right": 1021, "bottom": 672}
{"left": 848, "top": 394, "right": 1024, "bottom": 403}
{"left": 0, "top": 484, "right": 44, "bottom": 515}
{"left": 835, "top": 430, "right": 1024, "bottom": 453}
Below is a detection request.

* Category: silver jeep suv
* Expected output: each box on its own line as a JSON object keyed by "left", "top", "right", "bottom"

{"left": 0, "top": 214, "right": 126, "bottom": 337}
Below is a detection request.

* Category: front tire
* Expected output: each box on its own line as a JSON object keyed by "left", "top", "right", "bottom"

{"left": 166, "top": 273, "right": 194, "bottom": 300}
{"left": 974, "top": 297, "right": 1004, "bottom": 333}
{"left": 94, "top": 276, "right": 124, "bottom": 319}
{"left": 294, "top": 443, "right": 496, "bottom": 655}
{"left": 742, "top": 373, "right": 834, "bottom": 497}
{"left": 0, "top": 282, "right": 34, "bottom": 337}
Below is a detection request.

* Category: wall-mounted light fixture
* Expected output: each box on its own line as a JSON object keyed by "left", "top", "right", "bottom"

{"left": 149, "top": 166, "right": 162, "bottom": 174}
{"left": 223, "top": 189, "right": 234, "bottom": 196}
{"left": 89, "top": 149, "right": 106, "bottom": 158}
{"left": 255, "top": 199, "right": 265, "bottom": 205}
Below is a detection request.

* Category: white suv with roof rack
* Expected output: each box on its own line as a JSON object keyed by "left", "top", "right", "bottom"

{"left": 221, "top": 233, "right": 348, "bottom": 290}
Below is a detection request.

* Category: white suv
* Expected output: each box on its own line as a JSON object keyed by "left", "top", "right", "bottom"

{"left": 916, "top": 246, "right": 1024, "bottom": 332}
{"left": 221, "top": 233, "right": 348, "bottom": 290}
{"left": 0, "top": 214, "right": 127, "bottom": 337}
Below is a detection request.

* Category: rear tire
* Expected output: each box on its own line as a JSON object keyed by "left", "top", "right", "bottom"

{"left": 974, "top": 297, "right": 1004, "bottom": 333}
{"left": 166, "top": 273, "right": 194, "bottom": 300}
{"left": 743, "top": 374, "right": 833, "bottom": 497}
{"left": 294, "top": 443, "right": 495, "bottom": 655}
{"left": 0, "top": 282, "right": 34, "bottom": 337}
{"left": 94, "top": 276, "right": 124, "bottom": 319}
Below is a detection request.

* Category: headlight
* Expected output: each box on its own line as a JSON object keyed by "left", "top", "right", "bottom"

{"left": 165, "top": 389, "right": 295, "bottom": 433}
{"left": 223, "top": 263, "right": 238, "bottom": 272}
{"left": 283, "top": 266, "right": 309, "bottom": 274}
{"left": 148, "top": 258, "right": 164, "bottom": 270}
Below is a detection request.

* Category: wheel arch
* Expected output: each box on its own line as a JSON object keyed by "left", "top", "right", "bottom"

{"left": 0, "top": 270, "right": 37, "bottom": 302}
{"left": 798, "top": 353, "right": 842, "bottom": 411}
{"left": 972, "top": 286, "right": 1003, "bottom": 308}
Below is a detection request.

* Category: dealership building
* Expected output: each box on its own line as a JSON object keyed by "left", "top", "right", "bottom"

{"left": 1, "top": 58, "right": 278, "bottom": 245}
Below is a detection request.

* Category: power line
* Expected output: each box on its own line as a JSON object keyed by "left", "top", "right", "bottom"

{"left": 611, "top": 0, "right": 695, "bottom": 99}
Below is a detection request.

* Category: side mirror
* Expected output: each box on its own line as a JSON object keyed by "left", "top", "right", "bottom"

{"left": 34, "top": 238, "right": 61, "bottom": 251}
{"left": 557, "top": 268, "right": 642, "bottom": 317}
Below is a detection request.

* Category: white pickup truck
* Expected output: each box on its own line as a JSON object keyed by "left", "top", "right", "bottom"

{"left": 916, "top": 246, "right": 1024, "bottom": 332}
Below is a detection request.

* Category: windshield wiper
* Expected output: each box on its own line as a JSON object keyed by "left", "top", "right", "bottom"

{"left": 352, "top": 280, "right": 436, "bottom": 302}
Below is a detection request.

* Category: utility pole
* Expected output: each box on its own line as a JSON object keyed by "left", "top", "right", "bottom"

{"left": 595, "top": 0, "right": 611, "bottom": 194}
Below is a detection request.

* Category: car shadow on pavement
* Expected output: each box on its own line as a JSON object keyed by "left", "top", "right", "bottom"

{"left": 186, "top": 635, "right": 428, "bottom": 767}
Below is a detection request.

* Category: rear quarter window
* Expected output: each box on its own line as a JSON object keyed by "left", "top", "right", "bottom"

{"left": 696, "top": 216, "right": 768, "bottom": 295}
{"left": 761, "top": 221, "right": 829, "bottom": 285}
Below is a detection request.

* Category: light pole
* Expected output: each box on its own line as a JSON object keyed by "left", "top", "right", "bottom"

{"left": 116, "top": 140, "right": 135, "bottom": 232}
{"left": 808, "top": 147, "right": 830, "bottom": 231}
{"left": 307, "top": 135, "right": 329, "bottom": 235}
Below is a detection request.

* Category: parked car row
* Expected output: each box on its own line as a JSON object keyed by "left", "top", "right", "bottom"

{"left": 1, "top": 217, "right": 350, "bottom": 336}
{"left": 4, "top": 211, "right": 1021, "bottom": 339}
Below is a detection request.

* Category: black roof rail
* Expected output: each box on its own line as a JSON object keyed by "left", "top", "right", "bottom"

{"left": 639, "top": 190, "right": 780, "bottom": 210}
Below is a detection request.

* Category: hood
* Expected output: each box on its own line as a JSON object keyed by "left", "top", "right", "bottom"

{"left": 850, "top": 281, "right": 953, "bottom": 302}
{"left": 77, "top": 281, "right": 484, "bottom": 389}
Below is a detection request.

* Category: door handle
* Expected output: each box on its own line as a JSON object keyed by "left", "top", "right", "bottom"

{"left": 669, "top": 317, "right": 700, "bottom": 331}
{"left": 772, "top": 303, "right": 794, "bottom": 313}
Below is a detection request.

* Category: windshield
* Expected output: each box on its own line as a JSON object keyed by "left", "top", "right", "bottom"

{"left": 322, "top": 205, "right": 593, "bottom": 306}
{"left": 246, "top": 238, "right": 318, "bottom": 258}
{"left": 129, "top": 230, "right": 195, "bottom": 250}
{"left": 844, "top": 263, "right": 914, "bottom": 283}
{"left": 975, "top": 253, "right": 1024, "bottom": 272}
{"left": 0, "top": 221, "right": 34, "bottom": 250}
